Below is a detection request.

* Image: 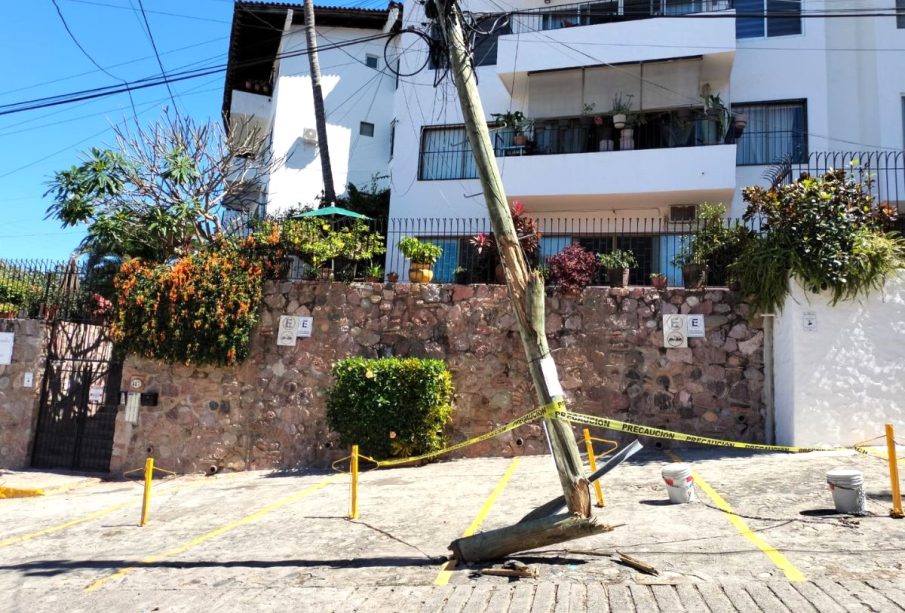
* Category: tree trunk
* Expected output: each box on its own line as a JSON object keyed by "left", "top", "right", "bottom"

{"left": 450, "top": 513, "right": 616, "bottom": 563}
{"left": 303, "top": 0, "right": 336, "bottom": 205}
{"left": 434, "top": 0, "right": 590, "bottom": 517}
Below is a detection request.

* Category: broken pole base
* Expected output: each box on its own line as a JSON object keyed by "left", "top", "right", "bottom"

{"left": 449, "top": 513, "right": 617, "bottom": 564}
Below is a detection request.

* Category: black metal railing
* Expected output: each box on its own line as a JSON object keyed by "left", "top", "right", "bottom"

{"left": 419, "top": 112, "right": 734, "bottom": 181}
{"left": 0, "top": 259, "right": 116, "bottom": 323}
{"left": 496, "top": 114, "right": 734, "bottom": 157}
{"left": 789, "top": 150, "right": 905, "bottom": 234}
{"left": 509, "top": 0, "right": 733, "bottom": 34}
{"left": 383, "top": 216, "right": 761, "bottom": 287}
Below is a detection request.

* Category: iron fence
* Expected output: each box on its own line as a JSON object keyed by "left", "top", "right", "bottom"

{"left": 0, "top": 258, "right": 116, "bottom": 322}
{"left": 419, "top": 114, "right": 734, "bottom": 181}
{"left": 382, "top": 216, "right": 762, "bottom": 287}
{"left": 509, "top": 0, "right": 733, "bottom": 34}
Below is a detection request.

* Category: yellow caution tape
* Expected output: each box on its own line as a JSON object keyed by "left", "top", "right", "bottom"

{"left": 367, "top": 400, "right": 563, "bottom": 467}
{"left": 554, "top": 408, "right": 851, "bottom": 454}
{"left": 352, "top": 397, "right": 867, "bottom": 470}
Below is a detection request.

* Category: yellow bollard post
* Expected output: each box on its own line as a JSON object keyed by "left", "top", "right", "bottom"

{"left": 886, "top": 424, "right": 903, "bottom": 519}
{"left": 583, "top": 429, "right": 605, "bottom": 508}
{"left": 140, "top": 457, "right": 154, "bottom": 527}
{"left": 350, "top": 445, "right": 359, "bottom": 520}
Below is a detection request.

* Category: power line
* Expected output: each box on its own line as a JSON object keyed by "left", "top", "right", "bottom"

{"left": 0, "top": 32, "right": 394, "bottom": 117}
{"left": 60, "top": 0, "right": 231, "bottom": 24}
{"left": 0, "top": 78, "right": 225, "bottom": 180}
{"left": 50, "top": 0, "right": 140, "bottom": 122}
{"left": 0, "top": 35, "right": 226, "bottom": 99}
{"left": 135, "top": 0, "right": 180, "bottom": 114}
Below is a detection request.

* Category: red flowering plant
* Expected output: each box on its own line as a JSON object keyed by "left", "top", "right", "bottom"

{"left": 469, "top": 201, "right": 542, "bottom": 265}
{"left": 548, "top": 244, "right": 598, "bottom": 294}
{"left": 90, "top": 293, "right": 114, "bottom": 317}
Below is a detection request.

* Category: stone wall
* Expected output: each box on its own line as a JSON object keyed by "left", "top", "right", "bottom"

{"left": 0, "top": 319, "right": 47, "bottom": 468}
{"left": 113, "top": 282, "right": 765, "bottom": 474}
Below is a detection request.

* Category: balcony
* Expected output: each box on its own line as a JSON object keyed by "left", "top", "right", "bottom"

{"left": 509, "top": 0, "right": 733, "bottom": 34}
{"left": 496, "top": 1, "right": 735, "bottom": 86}
{"left": 495, "top": 111, "right": 736, "bottom": 208}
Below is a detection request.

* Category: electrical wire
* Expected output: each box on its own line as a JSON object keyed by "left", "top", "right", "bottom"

{"left": 50, "top": 0, "right": 140, "bottom": 122}
{"left": 135, "top": 0, "right": 180, "bottom": 114}
{"left": 0, "top": 32, "right": 395, "bottom": 118}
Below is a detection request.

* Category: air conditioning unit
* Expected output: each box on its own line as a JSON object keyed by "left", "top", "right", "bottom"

{"left": 668, "top": 204, "right": 697, "bottom": 223}
{"left": 302, "top": 128, "right": 318, "bottom": 144}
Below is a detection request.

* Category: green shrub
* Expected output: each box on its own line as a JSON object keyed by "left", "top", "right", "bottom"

{"left": 326, "top": 357, "right": 454, "bottom": 460}
{"left": 731, "top": 168, "right": 905, "bottom": 312}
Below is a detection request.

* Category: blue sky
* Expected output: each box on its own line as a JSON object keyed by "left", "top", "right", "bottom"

{"left": 0, "top": 0, "right": 247, "bottom": 261}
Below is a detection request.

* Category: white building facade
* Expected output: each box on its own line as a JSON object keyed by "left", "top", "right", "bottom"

{"left": 224, "top": 0, "right": 905, "bottom": 282}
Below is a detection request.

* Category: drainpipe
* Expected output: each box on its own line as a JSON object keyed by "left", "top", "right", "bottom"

{"left": 762, "top": 313, "right": 775, "bottom": 444}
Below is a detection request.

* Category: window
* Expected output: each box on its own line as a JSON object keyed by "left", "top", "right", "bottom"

{"left": 418, "top": 126, "right": 478, "bottom": 180}
{"left": 429, "top": 19, "right": 510, "bottom": 68}
{"left": 736, "top": 0, "right": 801, "bottom": 38}
{"left": 422, "top": 238, "right": 459, "bottom": 282}
{"left": 365, "top": 54, "right": 379, "bottom": 69}
{"left": 359, "top": 122, "right": 375, "bottom": 137}
{"left": 899, "top": 0, "right": 905, "bottom": 28}
{"left": 733, "top": 100, "right": 807, "bottom": 165}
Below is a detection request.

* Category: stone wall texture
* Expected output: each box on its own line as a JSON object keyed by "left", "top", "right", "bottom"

{"left": 0, "top": 319, "right": 47, "bottom": 468}
{"left": 113, "top": 282, "right": 765, "bottom": 474}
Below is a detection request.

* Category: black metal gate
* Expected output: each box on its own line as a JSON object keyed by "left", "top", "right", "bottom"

{"left": 31, "top": 322, "right": 122, "bottom": 472}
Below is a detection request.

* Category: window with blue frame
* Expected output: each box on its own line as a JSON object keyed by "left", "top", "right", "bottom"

{"left": 736, "top": 0, "right": 801, "bottom": 38}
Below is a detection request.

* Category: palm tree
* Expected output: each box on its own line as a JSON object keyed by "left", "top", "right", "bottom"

{"left": 304, "top": 0, "right": 336, "bottom": 205}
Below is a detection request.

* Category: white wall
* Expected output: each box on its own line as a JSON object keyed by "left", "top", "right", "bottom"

{"left": 774, "top": 274, "right": 905, "bottom": 446}
{"left": 266, "top": 26, "right": 396, "bottom": 214}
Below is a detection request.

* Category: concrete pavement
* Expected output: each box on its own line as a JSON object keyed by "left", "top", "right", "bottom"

{"left": 1, "top": 449, "right": 903, "bottom": 611}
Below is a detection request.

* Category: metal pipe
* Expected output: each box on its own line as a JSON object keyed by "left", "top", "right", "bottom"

{"left": 140, "top": 457, "right": 153, "bottom": 527}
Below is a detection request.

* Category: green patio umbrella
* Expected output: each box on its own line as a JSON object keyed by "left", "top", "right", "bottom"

{"left": 296, "top": 206, "right": 370, "bottom": 220}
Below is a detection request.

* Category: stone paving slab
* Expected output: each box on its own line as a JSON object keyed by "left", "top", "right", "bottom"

{"left": 6, "top": 581, "right": 905, "bottom": 612}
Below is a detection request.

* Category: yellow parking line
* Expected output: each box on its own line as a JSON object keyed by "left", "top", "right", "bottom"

{"left": 434, "top": 457, "right": 521, "bottom": 586}
{"left": 670, "top": 451, "right": 806, "bottom": 582}
{"left": 0, "top": 501, "right": 132, "bottom": 548}
{"left": 0, "top": 478, "right": 205, "bottom": 549}
{"left": 84, "top": 473, "right": 340, "bottom": 592}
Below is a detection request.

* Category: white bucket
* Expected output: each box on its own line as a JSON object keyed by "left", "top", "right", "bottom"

{"left": 662, "top": 463, "right": 695, "bottom": 504}
{"left": 826, "top": 468, "right": 866, "bottom": 515}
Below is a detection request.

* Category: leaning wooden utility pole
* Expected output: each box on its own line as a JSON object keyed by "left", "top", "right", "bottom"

{"left": 303, "top": 0, "right": 337, "bottom": 205}
{"left": 431, "top": 0, "right": 601, "bottom": 561}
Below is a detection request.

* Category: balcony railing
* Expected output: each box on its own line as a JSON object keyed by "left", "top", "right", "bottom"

{"left": 509, "top": 0, "right": 733, "bottom": 34}
{"left": 496, "top": 112, "right": 735, "bottom": 157}
{"left": 418, "top": 111, "right": 736, "bottom": 180}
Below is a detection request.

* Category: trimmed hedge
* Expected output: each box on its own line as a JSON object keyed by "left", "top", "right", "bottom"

{"left": 326, "top": 357, "right": 454, "bottom": 460}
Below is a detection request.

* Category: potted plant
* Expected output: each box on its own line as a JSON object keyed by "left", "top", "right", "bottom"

{"left": 386, "top": 271, "right": 399, "bottom": 283}
{"left": 549, "top": 244, "right": 598, "bottom": 295}
{"left": 491, "top": 110, "right": 532, "bottom": 146}
{"left": 610, "top": 93, "right": 634, "bottom": 130}
{"left": 674, "top": 251, "right": 708, "bottom": 290}
{"left": 650, "top": 272, "right": 668, "bottom": 290}
{"left": 365, "top": 264, "right": 384, "bottom": 282}
{"left": 733, "top": 111, "right": 748, "bottom": 137}
{"left": 398, "top": 236, "right": 442, "bottom": 283}
{"left": 702, "top": 93, "right": 730, "bottom": 144}
{"left": 0, "top": 302, "right": 17, "bottom": 319}
{"left": 453, "top": 266, "right": 467, "bottom": 284}
{"left": 597, "top": 249, "right": 637, "bottom": 287}
{"left": 470, "top": 201, "right": 542, "bottom": 283}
